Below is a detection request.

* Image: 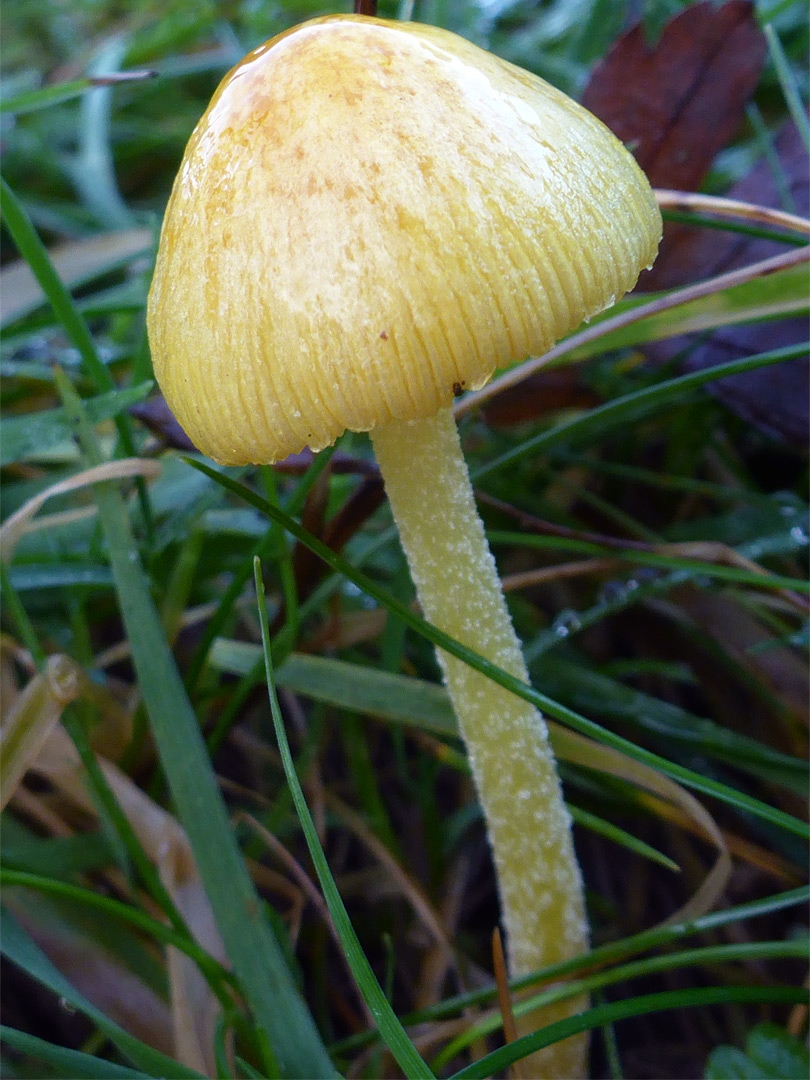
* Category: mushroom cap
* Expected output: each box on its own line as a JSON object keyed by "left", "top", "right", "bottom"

{"left": 148, "top": 14, "right": 661, "bottom": 465}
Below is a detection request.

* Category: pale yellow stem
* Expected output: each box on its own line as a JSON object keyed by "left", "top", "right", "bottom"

{"left": 372, "top": 407, "right": 589, "bottom": 1079}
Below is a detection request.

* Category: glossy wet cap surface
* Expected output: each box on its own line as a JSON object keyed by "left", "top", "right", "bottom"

{"left": 148, "top": 15, "right": 661, "bottom": 464}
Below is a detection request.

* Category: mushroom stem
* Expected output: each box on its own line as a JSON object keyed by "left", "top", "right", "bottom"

{"left": 371, "top": 407, "right": 589, "bottom": 1079}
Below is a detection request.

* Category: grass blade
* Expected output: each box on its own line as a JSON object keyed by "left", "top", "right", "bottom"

{"left": 52, "top": 374, "right": 338, "bottom": 1078}
{"left": 0, "top": 176, "right": 153, "bottom": 529}
{"left": 329, "top": 885, "right": 810, "bottom": 1053}
{"left": 1, "top": 869, "right": 231, "bottom": 992}
{"left": 192, "top": 460, "right": 809, "bottom": 843}
{"left": 433, "top": 939, "right": 807, "bottom": 1069}
{"left": 565, "top": 805, "right": 680, "bottom": 871}
{"left": 0, "top": 71, "right": 155, "bottom": 116}
{"left": 0, "top": 907, "right": 202, "bottom": 1079}
{"left": 0, "top": 177, "right": 113, "bottom": 393}
{"left": 210, "top": 644, "right": 457, "bottom": 737}
{"left": 764, "top": 23, "right": 810, "bottom": 153}
{"left": 208, "top": 644, "right": 694, "bottom": 870}
{"left": 1, "top": 381, "right": 152, "bottom": 466}
{"left": 253, "top": 559, "right": 435, "bottom": 1080}
{"left": 447, "top": 986, "right": 808, "bottom": 1079}
{"left": 659, "top": 208, "right": 807, "bottom": 245}
{"left": 0, "top": 1027, "right": 151, "bottom": 1079}
{"left": 474, "top": 343, "right": 809, "bottom": 479}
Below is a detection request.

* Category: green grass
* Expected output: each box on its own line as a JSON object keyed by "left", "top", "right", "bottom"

{"left": 1, "top": 1, "right": 808, "bottom": 1078}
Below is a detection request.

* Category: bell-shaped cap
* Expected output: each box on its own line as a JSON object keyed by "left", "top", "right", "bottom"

{"left": 148, "top": 14, "right": 661, "bottom": 465}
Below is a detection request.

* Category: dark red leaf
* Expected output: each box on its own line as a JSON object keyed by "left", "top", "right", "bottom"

{"left": 481, "top": 367, "right": 601, "bottom": 429}
{"left": 582, "top": 1, "right": 766, "bottom": 291}
{"left": 323, "top": 476, "right": 385, "bottom": 552}
{"left": 130, "top": 394, "right": 196, "bottom": 451}
{"left": 645, "top": 119, "right": 810, "bottom": 448}
{"left": 582, "top": 0, "right": 766, "bottom": 191}
{"left": 645, "top": 114, "right": 810, "bottom": 286}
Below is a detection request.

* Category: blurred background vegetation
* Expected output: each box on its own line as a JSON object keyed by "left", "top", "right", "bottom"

{"left": 1, "top": 1, "right": 808, "bottom": 1078}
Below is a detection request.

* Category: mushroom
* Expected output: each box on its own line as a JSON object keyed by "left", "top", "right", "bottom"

{"left": 148, "top": 14, "right": 660, "bottom": 1077}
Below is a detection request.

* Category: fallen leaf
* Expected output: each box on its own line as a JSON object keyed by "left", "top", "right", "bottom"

{"left": 676, "top": 588, "right": 809, "bottom": 728}
{"left": 582, "top": 0, "right": 766, "bottom": 290}
{"left": 322, "top": 476, "right": 384, "bottom": 551}
{"left": 480, "top": 367, "right": 601, "bottom": 429}
{"left": 646, "top": 115, "right": 810, "bottom": 289}
{"left": 582, "top": 0, "right": 765, "bottom": 191}
{"left": 646, "top": 119, "right": 810, "bottom": 447}
{"left": 273, "top": 473, "right": 385, "bottom": 633}
{"left": 24, "top": 722, "right": 225, "bottom": 1075}
{"left": 130, "top": 394, "right": 197, "bottom": 451}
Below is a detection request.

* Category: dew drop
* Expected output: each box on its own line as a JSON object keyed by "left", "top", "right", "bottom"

{"left": 552, "top": 609, "right": 581, "bottom": 638}
{"left": 59, "top": 347, "right": 81, "bottom": 367}
{"left": 789, "top": 525, "right": 809, "bottom": 546}
{"left": 598, "top": 580, "right": 627, "bottom": 605}
{"left": 58, "top": 997, "right": 76, "bottom": 1015}
{"left": 773, "top": 492, "right": 801, "bottom": 517}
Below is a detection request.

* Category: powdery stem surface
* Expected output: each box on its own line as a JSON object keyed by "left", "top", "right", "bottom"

{"left": 372, "top": 407, "right": 589, "bottom": 1079}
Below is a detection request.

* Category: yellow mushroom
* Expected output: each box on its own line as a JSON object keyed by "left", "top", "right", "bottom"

{"left": 148, "top": 15, "right": 660, "bottom": 1078}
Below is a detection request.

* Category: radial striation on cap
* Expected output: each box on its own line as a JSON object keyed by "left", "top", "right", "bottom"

{"left": 148, "top": 14, "right": 661, "bottom": 465}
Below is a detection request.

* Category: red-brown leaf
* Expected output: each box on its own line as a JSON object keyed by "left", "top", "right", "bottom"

{"left": 481, "top": 367, "right": 601, "bottom": 429}
{"left": 582, "top": 0, "right": 766, "bottom": 192}
{"left": 645, "top": 119, "right": 809, "bottom": 448}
